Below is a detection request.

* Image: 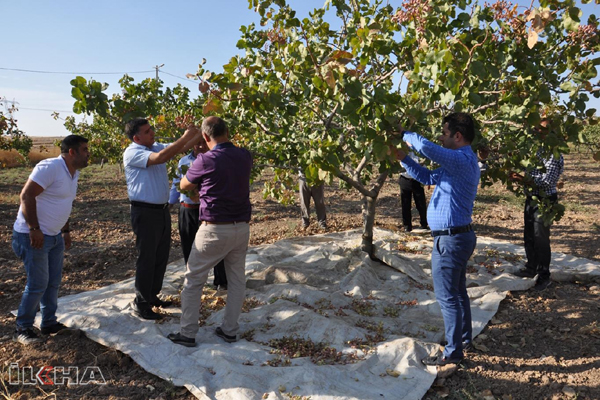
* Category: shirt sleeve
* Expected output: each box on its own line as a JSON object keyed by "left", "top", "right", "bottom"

{"left": 123, "top": 147, "right": 151, "bottom": 169}
{"left": 403, "top": 131, "right": 471, "bottom": 173}
{"left": 29, "top": 160, "right": 57, "bottom": 189}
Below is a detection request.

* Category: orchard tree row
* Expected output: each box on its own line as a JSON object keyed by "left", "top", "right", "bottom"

{"left": 67, "top": 0, "right": 599, "bottom": 255}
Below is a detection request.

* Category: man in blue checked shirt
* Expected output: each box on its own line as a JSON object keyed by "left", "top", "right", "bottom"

{"left": 394, "top": 112, "right": 480, "bottom": 367}
{"left": 509, "top": 119, "right": 564, "bottom": 292}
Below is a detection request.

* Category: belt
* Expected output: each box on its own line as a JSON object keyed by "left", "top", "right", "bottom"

{"left": 130, "top": 201, "right": 169, "bottom": 209}
{"left": 431, "top": 224, "right": 473, "bottom": 237}
{"left": 201, "top": 221, "right": 249, "bottom": 225}
{"left": 181, "top": 203, "right": 200, "bottom": 209}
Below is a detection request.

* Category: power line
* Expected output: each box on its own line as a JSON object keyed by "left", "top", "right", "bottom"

{"left": 161, "top": 70, "right": 198, "bottom": 84}
{"left": 14, "top": 106, "right": 75, "bottom": 113}
{"left": 0, "top": 67, "right": 155, "bottom": 75}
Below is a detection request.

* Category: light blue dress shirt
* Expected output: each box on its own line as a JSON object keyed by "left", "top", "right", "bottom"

{"left": 123, "top": 141, "right": 170, "bottom": 204}
{"left": 401, "top": 131, "right": 480, "bottom": 231}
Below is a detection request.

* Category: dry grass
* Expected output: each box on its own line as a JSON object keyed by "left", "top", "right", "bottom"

{"left": 0, "top": 137, "right": 63, "bottom": 167}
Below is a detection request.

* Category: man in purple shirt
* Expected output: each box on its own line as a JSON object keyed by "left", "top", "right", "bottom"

{"left": 168, "top": 116, "right": 252, "bottom": 346}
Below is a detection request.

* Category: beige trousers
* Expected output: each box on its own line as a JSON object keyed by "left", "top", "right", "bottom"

{"left": 179, "top": 222, "right": 250, "bottom": 338}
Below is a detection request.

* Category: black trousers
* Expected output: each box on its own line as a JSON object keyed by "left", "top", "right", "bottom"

{"left": 178, "top": 205, "right": 227, "bottom": 287}
{"left": 399, "top": 176, "right": 428, "bottom": 229}
{"left": 523, "top": 195, "right": 556, "bottom": 280}
{"left": 131, "top": 205, "right": 171, "bottom": 307}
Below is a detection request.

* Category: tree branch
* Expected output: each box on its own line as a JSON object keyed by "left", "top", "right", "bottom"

{"left": 255, "top": 118, "right": 281, "bottom": 136}
{"left": 335, "top": 168, "right": 376, "bottom": 198}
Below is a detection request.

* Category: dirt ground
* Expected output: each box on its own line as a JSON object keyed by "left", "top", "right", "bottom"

{"left": 0, "top": 149, "right": 598, "bottom": 400}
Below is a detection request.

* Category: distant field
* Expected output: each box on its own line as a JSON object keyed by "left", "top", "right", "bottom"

{"left": 0, "top": 136, "right": 63, "bottom": 167}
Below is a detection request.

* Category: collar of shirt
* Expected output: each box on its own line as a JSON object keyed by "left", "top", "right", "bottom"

{"left": 212, "top": 142, "right": 235, "bottom": 151}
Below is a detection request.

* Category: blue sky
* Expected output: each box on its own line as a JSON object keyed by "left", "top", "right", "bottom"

{"left": 1, "top": 0, "right": 598, "bottom": 137}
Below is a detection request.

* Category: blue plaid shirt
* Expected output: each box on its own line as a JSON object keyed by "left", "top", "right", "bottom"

{"left": 527, "top": 150, "right": 564, "bottom": 197}
{"left": 401, "top": 132, "right": 480, "bottom": 231}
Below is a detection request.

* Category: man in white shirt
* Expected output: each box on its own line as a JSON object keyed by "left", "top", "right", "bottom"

{"left": 12, "top": 135, "right": 90, "bottom": 345}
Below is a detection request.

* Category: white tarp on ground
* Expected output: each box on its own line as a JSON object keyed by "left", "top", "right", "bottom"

{"left": 43, "top": 228, "right": 600, "bottom": 399}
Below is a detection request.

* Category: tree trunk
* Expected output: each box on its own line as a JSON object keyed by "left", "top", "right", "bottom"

{"left": 361, "top": 193, "right": 378, "bottom": 259}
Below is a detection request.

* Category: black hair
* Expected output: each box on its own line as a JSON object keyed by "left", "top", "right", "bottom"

{"left": 60, "top": 135, "right": 88, "bottom": 154}
{"left": 124, "top": 118, "right": 149, "bottom": 140}
{"left": 443, "top": 112, "right": 475, "bottom": 143}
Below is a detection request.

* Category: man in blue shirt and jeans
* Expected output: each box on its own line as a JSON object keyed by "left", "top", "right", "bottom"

{"left": 395, "top": 112, "right": 480, "bottom": 366}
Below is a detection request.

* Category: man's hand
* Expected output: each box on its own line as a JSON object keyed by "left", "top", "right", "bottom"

{"left": 508, "top": 171, "right": 523, "bottom": 182}
{"left": 29, "top": 229, "right": 44, "bottom": 249}
{"left": 63, "top": 232, "right": 72, "bottom": 250}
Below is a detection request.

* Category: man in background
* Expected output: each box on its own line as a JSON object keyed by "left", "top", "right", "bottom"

{"left": 299, "top": 170, "right": 327, "bottom": 230}
{"left": 123, "top": 118, "right": 202, "bottom": 320}
{"left": 12, "top": 135, "right": 89, "bottom": 344}
{"left": 510, "top": 119, "right": 564, "bottom": 291}
{"left": 399, "top": 151, "right": 429, "bottom": 232}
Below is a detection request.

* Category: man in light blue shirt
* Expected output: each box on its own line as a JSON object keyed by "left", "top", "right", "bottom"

{"left": 395, "top": 112, "right": 479, "bottom": 366}
{"left": 123, "top": 118, "right": 202, "bottom": 320}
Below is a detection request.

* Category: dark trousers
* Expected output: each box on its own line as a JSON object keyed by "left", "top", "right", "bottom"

{"left": 178, "top": 205, "right": 227, "bottom": 287}
{"left": 131, "top": 206, "right": 171, "bottom": 307}
{"left": 299, "top": 178, "right": 327, "bottom": 226}
{"left": 399, "top": 176, "right": 427, "bottom": 229}
{"left": 523, "top": 196, "right": 556, "bottom": 280}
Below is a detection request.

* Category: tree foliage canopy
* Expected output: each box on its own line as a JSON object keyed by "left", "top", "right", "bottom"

{"left": 68, "top": 0, "right": 599, "bottom": 252}
{"left": 0, "top": 103, "right": 32, "bottom": 166}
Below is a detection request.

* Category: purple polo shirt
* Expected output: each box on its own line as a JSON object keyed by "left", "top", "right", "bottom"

{"left": 185, "top": 142, "right": 252, "bottom": 222}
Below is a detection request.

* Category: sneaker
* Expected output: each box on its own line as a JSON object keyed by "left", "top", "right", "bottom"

{"left": 41, "top": 322, "right": 69, "bottom": 335}
{"left": 513, "top": 268, "right": 537, "bottom": 278}
{"left": 215, "top": 327, "right": 238, "bottom": 343}
{"left": 151, "top": 298, "right": 173, "bottom": 308}
{"left": 422, "top": 354, "right": 463, "bottom": 366}
{"left": 533, "top": 278, "right": 552, "bottom": 292}
{"left": 13, "top": 328, "right": 43, "bottom": 345}
{"left": 131, "top": 302, "right": 163, "bottom": 320}
{"left": 167, "top": 332, "right": 196, "bottom": 347}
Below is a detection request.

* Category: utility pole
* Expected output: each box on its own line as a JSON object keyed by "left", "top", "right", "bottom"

{"left": 154, "top": 64, "right": 164, "bottom": 81}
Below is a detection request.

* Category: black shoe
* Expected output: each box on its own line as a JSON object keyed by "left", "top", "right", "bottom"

{"left": 534, "top": 278, "right": 552, "bottom": 291}
{"left": 513, "top": 268, "right": 537, "bottom": 278}
{"left": 422, "top": 354, "right": 463, "bottom": 366}
{"left": 404, "top": 226, "right": 412, "bottom": 232}
{"left": 167, "top": 332, "right": 196, "bottom": 347}
{"left": 440, "top": 340, "right": 472, "bottom": 352}
{"left": 215, "top": 327, "right": 237, "bottom": 343}
{"left": 41, "top": 322, "right": 69, "bottom": 335}
{"left": 13, "top": 328, "right": 44, "bottom": 345}
{"left": 151, "top": 298, "right": 173, "bottom": 308}
{"left": 131, "top": 302, "right": 163, "bottom": 320}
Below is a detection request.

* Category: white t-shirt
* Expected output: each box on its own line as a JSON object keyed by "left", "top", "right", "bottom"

{"left": 13, "top": 156, "right": 80, "bottom": 236}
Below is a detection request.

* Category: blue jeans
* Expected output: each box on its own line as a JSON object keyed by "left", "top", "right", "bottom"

{"left": 431, "top": 230, "right": 476, "bottom": 359}
{"left": 12, "top": 230, "right": 64, "bottom": 330}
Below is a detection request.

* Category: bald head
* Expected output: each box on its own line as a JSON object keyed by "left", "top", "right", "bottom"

{"left": 201, "top": 116, "right": 228, "bottom": 140}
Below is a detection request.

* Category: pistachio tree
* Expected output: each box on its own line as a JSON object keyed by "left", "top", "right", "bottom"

{"left": 65, "top": 75, "right": 203, "bottom": 166}
{"left": 69, "top": 0, "right": 599, "bottom": 256}
{"left": 189, "top": 0, "right": 598, "bottom": 253}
